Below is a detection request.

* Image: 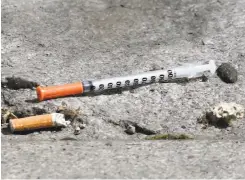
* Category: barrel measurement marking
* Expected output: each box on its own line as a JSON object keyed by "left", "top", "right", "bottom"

{"left": 96, "top": 69, "right": 176, "bottom": 90}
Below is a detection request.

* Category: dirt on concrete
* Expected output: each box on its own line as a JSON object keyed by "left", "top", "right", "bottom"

{"left": 1, "top": 0, "right": 245, "bottom": 178}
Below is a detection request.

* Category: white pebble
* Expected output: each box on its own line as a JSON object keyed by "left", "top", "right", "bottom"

{"left": 211, "top": 102, "right": 244, "bottom": 119}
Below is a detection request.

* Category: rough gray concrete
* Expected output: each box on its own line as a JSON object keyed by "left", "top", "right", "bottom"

{"left": 2, "top": 140, "right": 245, "bottom": 179}
{"left": 1, "top": 0, "right": 245, "bottom": 179}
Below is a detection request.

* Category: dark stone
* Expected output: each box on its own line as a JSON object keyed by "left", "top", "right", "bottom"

{"left": 181, "top": 125, "right": 186, "bottom": 129}
{"left": 216, "top": 63, "right": 238, "bottom": 83}
{"left": 2, "top": 77, "right": 39, "bottom": 90}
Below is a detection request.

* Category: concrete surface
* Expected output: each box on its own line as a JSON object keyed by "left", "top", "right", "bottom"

{"left": 2, "top": 140, "right": 245, "bottom": 179}
{"left": 1, "top": 0, "right": 245, "bottom": 179}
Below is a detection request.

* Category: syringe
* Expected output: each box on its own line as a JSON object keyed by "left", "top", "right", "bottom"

{"left": 36, "top": 60, "right": 217, "bottom": 101}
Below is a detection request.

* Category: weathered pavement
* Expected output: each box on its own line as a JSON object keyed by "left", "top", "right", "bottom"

{"left": 2, "top": 0, "right": 245, "bottom": 179}
{"left": 2, "top": 140, "right": 245, "bottom": 179}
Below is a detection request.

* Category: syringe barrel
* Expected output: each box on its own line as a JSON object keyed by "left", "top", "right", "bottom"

{"left": 91, "top": 69, "right": 175, "bottom": 91}
{"left": 91, "top": 60, "right": 216, "bottom": 91}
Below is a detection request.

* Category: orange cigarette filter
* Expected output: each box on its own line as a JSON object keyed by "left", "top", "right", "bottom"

{"left": 36, "top": 82, "right": 84, "bottom": 101}
{"left": 9, "top": 113, "right": 68, "bottom": 132}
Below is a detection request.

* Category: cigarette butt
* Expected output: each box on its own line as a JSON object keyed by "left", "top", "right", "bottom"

{"left": 9, "top": 113, "right": 68, "bottom": 132}
{"left": 36, "top": 82, "right": 84, "bottom": 101}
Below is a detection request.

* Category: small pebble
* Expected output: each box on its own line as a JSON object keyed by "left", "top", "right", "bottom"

{"left": 33, "top": 132, "right": 40, "bottom": 135}
{"left": 181, "top": 125, "right": 186, "bottom": 129}
{"left": 79, "top": 123, "right": 86, "bottom": 129}
{"left": 201, "top": 38, "right": 214, "bottom": 45}
{"left": 125, "top": 125, "right": 136, "bottom": 135}
{"left": 216, "top": 63, "right": 238, "bottom": 83}
{"left": 74, "top": 126, "right": 81, "bottom": 135}
{"left": 201, "top": 75, "right": 208, "bottom": 82}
